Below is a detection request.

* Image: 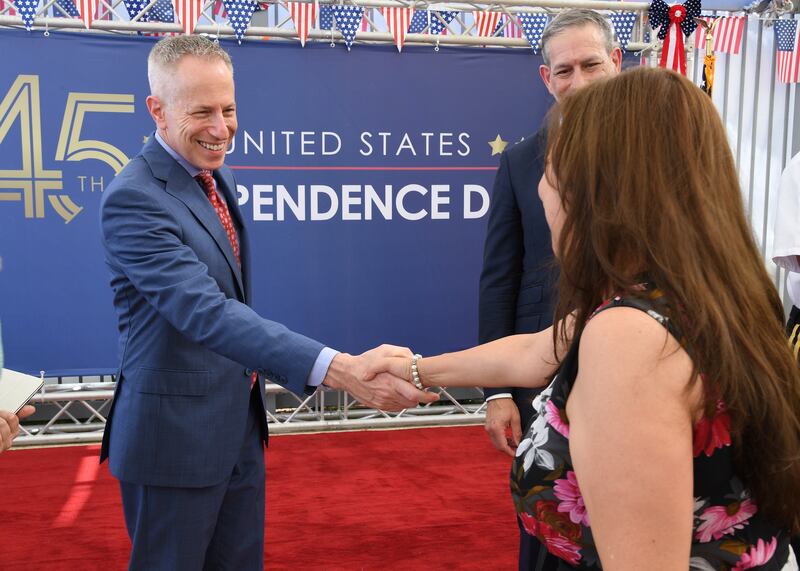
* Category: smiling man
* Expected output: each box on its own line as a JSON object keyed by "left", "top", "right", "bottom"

{"left": 478, "top": 9, "right": 621, "bottom": 570}
{"left": 99, "top": 36, "right": 435, "bottom": 570}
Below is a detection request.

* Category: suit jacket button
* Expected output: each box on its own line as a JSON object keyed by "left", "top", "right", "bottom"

{"left": 244, "top": 368, "right": 253, "bottom": 376}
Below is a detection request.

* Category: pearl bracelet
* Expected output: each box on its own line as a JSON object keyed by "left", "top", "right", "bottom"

{"left": 410, "top": 353, "right": 424, "bottom": 390}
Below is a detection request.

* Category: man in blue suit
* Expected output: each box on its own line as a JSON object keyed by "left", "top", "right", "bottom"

{"left": 100, "top": 36, "right": 436, "bottom": 570}
{"left": 478, "top": 10, "right": 621, "bottom": 570}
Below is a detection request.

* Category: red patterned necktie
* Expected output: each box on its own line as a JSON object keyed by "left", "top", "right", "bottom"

{"left": 195, "top": 170, "right": 256, "bottom": 390}
{"left": 195, "top": 170, "right": 240, "bottom": 268}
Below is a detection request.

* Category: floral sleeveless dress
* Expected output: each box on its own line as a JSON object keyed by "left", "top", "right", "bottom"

{"left": 511, "top": 293, "right": 793, "bottom": 571}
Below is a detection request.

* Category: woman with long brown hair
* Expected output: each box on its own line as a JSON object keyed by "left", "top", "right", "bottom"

{"left": 375, "top": 67, "right": 800, "bottom": 570}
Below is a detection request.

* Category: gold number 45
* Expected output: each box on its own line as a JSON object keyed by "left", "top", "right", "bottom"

{"left": 0, "top": 75, "right": 134, "bottom": 224}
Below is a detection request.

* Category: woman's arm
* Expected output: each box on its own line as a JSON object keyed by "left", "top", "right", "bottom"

{"left": 567, "top": 307, "right": 700, "bottom": 571}
{"left": 371, "top": 321, "right": 570, "bottom": 389}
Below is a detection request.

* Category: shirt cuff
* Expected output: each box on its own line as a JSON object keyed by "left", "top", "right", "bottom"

{"left": 305, "top": 347, "right": 339, "bottom": 391}
{"left": 485, "top": 393, "right": 513, "bottom": 402}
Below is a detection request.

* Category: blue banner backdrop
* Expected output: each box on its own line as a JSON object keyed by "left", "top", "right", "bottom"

{"left": 0, "top": 30, "right": 554, "bottom": 376}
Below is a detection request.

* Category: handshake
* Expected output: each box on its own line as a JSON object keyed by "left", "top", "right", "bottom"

{"left": 321, "top": 344, "right": 439, "bottom": 411}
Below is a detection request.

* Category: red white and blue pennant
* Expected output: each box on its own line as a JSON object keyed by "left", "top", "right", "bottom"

{"left": 332, "top": 5, "right": 364, "bottom": 50}
{"left": 516, "top": 13, "right": 549, "bottom": 53}
{"left": 609, "top": 12, "right": 637, "bottom": 50}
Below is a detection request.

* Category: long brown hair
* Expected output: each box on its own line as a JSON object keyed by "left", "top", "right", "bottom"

{"left": 547, "top": 66, "right": 800, "bottom": 532}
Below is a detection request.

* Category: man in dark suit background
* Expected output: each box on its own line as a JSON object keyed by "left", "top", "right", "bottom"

{"left": 100, "top": 36, "right": 436, "bottom": 570}
{"left": 478, "top": 10, "right": 621, "bottom": 569}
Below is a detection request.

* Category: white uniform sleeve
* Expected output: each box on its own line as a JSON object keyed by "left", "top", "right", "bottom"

{"left": 772, "top": 153, "right": 800, "bottom": 272}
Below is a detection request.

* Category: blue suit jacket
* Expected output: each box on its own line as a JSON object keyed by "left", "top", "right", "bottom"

{"left": 99, "top": 137, "right": 323, "bottom": 488}
{"left": 478, "top": 131, "right": 555, "bottom": 428}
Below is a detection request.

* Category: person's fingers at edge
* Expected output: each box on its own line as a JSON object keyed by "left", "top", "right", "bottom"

{"left": 17, "top": 405, "right": 35, "bottom": 419}
{"left": 486, "top": 423, "right": 511, "bottom": 454}
{"left": 510, "top": 418, "right": 523, "bottom": 448}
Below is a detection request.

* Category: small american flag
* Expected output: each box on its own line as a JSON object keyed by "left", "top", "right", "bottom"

{"left": 694, "top": 16, "right": 745, "bottom": 55}
{"left": 473, "top": 10, "right": 500, "bottom": 38}
{"left": 381, "top": 6, "right": 414, "bottom": 52}
{"left": 75, "top": 0, "right": 97, "bottom": 26}
{"left": 172, "top": 0, "right": 202, "bottom": 34}
{"left": 287, "top": 1, "right": 316, "bottom": 46}
{"left": 775, "top": 19, "right": 800, "bottom": 84}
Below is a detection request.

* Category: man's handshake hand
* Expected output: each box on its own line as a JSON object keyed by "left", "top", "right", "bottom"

{"left": 322, "top": 345, "right": 438, "bottom": 411}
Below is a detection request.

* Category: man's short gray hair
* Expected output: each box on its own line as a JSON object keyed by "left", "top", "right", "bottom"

{"left": 540, "top": 9, "right": 617, "bottom": 66}
{"left": 147, "top": 35, "right": 233, "bottom": 98}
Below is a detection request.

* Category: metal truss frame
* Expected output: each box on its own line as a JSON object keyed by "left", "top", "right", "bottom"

{"left": 0, "top": 0, "right": 652, "bottom": 51}
{"left": 13, "top": 380, "right": 488, "bottom": 447}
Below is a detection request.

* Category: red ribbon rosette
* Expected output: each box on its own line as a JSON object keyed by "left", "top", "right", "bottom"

{"left": 649, "top": 0, "right": 702, "bottom": 76}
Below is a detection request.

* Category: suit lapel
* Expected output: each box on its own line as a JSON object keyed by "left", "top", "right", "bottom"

{"left": 142, "top": 138, "right": 246, "bottom": 301}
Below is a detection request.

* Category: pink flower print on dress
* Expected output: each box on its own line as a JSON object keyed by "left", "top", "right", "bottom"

{"left": 530, "top": 501, "right": 583, "bottom": 566}
{"left": 693, "top": 398, "right": 732, "bottom": 457}
{"left": 695, "top": 499, "right": 757, "bottom": 543}
{"left": 544, "top": 399, "right": 570, "bottom": 438}
{"left": 519, "top": 512, "right": 539, "bottom": 537}
{"left": 553, "top": 471, "right": 590, "bottom": 526}
{"left": 731, "top": 537, "right": 778, "bottom": 571}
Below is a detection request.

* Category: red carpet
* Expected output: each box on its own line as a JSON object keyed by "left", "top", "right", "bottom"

{"left": 0, "top": 426, "right": 518, "bottom": 570}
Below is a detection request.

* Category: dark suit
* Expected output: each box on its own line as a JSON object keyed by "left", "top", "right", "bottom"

{"left": 100, "top": 137, "right": 323, "bottom": 569}
{"left": 478, "top": 131, "right": 556, "bottom": 570}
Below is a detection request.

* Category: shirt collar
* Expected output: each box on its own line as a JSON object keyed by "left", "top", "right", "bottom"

{"left": 154, "top": 131, "right": 203, "bottom": 178}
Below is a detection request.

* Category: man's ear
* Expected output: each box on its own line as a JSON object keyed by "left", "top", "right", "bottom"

{"left": 611, "top": 46, "right": 623, "bottom": 72}
{"left": 146, "top": 95, "right": 167, "bottom": 130}
{"left": 539, "top": 65, "right": 554, "bottom": 96}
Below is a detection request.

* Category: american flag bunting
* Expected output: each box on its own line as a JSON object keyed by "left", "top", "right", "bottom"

{"left": 517, "top": 13, "right": 548, "bottom": 53}
{"left": 319, "top": 4, "right": 332, "bottom": 30}
{"left": 381, "top": 6, "right": 414, "bottom": 51}
{"left": 17, "top": 0, "right": 37, "bottom": 29}
{"left": 408, "top": 10, "right": 427, "bottom": 34}
{"left": 172, "top": 0, "right": 202, "bottom": 34}
{"left": 609, "top": 12, "right": 637, "bottom": 50}
{"left": 473, "top": 10, "right": 500, "bottom": 38}
{"left": 149, "top": 0, "right": 175, "bottom": 22}
{"left": 287, "top": 1, "right": 316, "bottom": 46}
{"left": 123, "top": 0, "right": 147, "bottom": 20}
{"left": 331, "top": 5, "right": 363, "bottom": 50}
{"left": 502, "top": 15, "right": 522, "bottom": 38}
{"left": 53, "top": 0, "right": 80, "bottom": 17}
{"left": 429, "top": 10, "right": 455, "bottom": 36}
{"left": 213, "top": 0, "right": 225, "bottom": 20}
{"left": 775, "top": 19, "right": 800, "bottom": 84}
{"left": 74, "top": 0, "right": 97, "bottom": 28}
{"left": 222, "top": 0, "right": 257, "bottom": 42}
{"left": 0, "top": 0, "right": 17, "bottom": 16}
